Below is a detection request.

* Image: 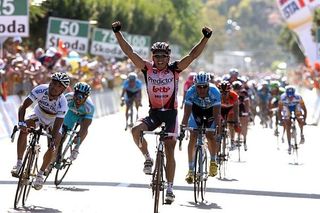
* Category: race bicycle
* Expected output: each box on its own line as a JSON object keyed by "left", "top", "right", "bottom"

{"left": 181, "top": 122, "right": 216, "bottom": 203}
{"left": 217, "top": 117, "right": 233, "bottom": 179}
{"left": 140, "top": 123, "right": 177, "bottom": 213}
{"left": 44, "top": 123, "right": 80, "bottom": 186}
{"left": 11, "top": 125, "right": 52, "bottom": 209}
{"left": 289, "top": 112, "right": 299, "bottom": 164}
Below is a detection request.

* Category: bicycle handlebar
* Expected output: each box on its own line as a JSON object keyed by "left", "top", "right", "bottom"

{"left": 11, "top": 125, "right": 52, "bottom": 143}
{"left": 182, "top": 126, "right": 216, "bottom": 132}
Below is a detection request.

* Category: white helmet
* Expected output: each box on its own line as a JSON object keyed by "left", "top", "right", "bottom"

{"left": 51, "top": 72, "right": 70, "bottom": 88}
{"left": 128, "top": 72, "right": 137, "bottom": 80}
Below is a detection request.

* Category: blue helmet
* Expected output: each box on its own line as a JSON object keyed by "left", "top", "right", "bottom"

{"left": 194, "top": 71, "right": 211, "bottom": 85}
{"left": 74, "top": 82, "right": 91, "bottom": 95}
{"left": 285, "top": 86, "right": 295, "bottom": 97}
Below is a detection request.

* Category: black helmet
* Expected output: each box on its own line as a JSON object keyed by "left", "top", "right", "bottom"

{"left": 232, "top": 80, "right": 242, "bottom": 90}
{"left": 151, "top": 42, "right": 171, "bottom": 54}
{"left": 218, "top": 80, "right": 231, "bottom": 93}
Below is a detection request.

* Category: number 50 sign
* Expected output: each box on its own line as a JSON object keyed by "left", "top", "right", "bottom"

{"left": 0, "top": 0, "right": 29, "bottom": 36}
{"left": 46, "top": 17, "right": 90, "bottom": 54}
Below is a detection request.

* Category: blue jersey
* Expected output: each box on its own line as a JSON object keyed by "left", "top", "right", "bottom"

{"left": 185, "top": 84, "right": 221, "bottom": 128}
{"left": 64, "top": 92, "right": 95, "bottom": 129}
{"left": 123, "top": 79, "right": 142, "bottom": 93}
{"left": 185, "top": 84, "right": 221, "bottom": 109}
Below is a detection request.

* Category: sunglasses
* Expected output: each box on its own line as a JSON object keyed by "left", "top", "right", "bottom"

{"left": 196, "top": 85, "right": 209, "bottom": 89}
{"left": 153, "top": 54, "right": 168, "bottom": 59}
{"left": 74, "top": 92, "right": 87, "bottom": 100}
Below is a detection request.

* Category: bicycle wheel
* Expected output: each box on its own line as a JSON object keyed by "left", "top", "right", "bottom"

{"left": 291, "top": 126, "right": 299, "bottom": 164}
{"left": 14, "top": 148, "right": 34, "bottom": 208}
{"left": 193, "top": 147, "right": 201, "bottom": 203}
{"left": 218, "top": 134, "right": 229, "bottom": 179}
{"left": 200, "top": 147, "right": 208, "bottom": 202}
{"left": 54, "top": 143, "right": 72, "bottom": 186}
{"left": 22, "top": 150, "right": 38, "bottom": 206}
{"left": 152, "top": 152, "right": 163, "bottom": 213}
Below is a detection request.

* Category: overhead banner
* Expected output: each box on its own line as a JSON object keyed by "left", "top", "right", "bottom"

{"left": 0, "top": 0, "right": 29, "bottom": 37}
{"left": 276, "top": 0, "right": 320, "bottom": 64}
{"left": 91, "top": 27, "right": 151, "bottom": 58}
{"left": 46, "top": 17, "right": 90, "bottom": 54}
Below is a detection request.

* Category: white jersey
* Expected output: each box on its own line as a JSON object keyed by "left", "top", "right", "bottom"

{"left": 28, "top": 84, "right": 68, "bottom": 119}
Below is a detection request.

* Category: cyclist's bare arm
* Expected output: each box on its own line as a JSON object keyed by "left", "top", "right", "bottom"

{"left": 112, "top": 22, "right": 145, "bottom": 70}
{"left": 51, "top": 117, "right": 64, "bottom": 145}
{"left": 77, "top": 118, "right": 92, "bottom": 142}
{"left": 18, "top": 97, "right": 33, "bottom": 123}
{"left": 181, "top": 104, "right": 192, "bottom": 126}
{"left": 300, "top": 100, "right": 307, "bottom": 120}
{"left": 177, "top": 27, "right": 212, "bottom": 71}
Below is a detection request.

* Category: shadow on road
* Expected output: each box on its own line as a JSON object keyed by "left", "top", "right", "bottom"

{"left": 8, "top": 205, "right": 61, "bottom": 213}
{"left": 180, "top": 201, "right": 222, "bottom": 210}
{"left": 2, "top": 180, "right": 320, "bottom": 200}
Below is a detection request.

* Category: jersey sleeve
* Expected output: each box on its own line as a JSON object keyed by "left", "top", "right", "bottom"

{"left": 184, "top": 86, "right": 195, "bottom": 106}
{"left": 28, "top": 84, "right": 47, "bottom": 102}
{"left": 56, "top": 95, "right": 68, "bottom": 118}
{"left": 210, "top": 86, "right": 221, "bottom": 106}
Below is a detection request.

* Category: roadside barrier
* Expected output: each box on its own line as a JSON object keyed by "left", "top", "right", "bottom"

{"left": 0, "top": 89, "right": 121, "bottom": 139}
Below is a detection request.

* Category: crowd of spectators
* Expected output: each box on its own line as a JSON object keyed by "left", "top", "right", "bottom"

{"left": 0, "top": 36, "right": 137, "bottom": 101}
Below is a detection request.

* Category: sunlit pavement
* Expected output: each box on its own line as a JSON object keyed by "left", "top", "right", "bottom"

{"left": 1, "top": 92, "right": 320, "bottom": 212}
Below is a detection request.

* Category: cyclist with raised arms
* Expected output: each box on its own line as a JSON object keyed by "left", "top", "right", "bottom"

{"left": 278, "top": 86, "right": 307, "bottom": 154}
{"left": 62, "top": 82, "right": 95, "bottom": 161}
{"left": 180, "top": 72, "right": 221, "bottom": 183}
{"left": 11, "top": 72, "right": 70, "bottom": 190}
{"left": 112, "top": 20, "right": 212, "bottom": 203}
{"left": 120, "top": 72, "right": 142, "bottom": 130}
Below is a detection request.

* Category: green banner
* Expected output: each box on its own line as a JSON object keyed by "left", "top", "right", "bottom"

{"left": 0, "top": 0, "right": 28, "bottom": 16}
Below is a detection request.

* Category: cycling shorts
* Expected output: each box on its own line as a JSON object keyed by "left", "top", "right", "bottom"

{"left": 142, "top": 109, "right": 178, "bottom": 134}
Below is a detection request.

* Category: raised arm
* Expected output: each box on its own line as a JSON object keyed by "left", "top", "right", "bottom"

{"left": 177, "top": 27, "right": 213, "bottom": 71}
{"left": 112, "top": 21, "right": 146, "bottom": 70}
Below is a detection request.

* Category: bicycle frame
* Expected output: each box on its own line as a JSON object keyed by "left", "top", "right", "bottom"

{"left": 12, "top": 126, "right": 52, "bottom": 209}
{"left": 217, "top": 118, "right": 231, "bottom": 179}
{"left": 184, "top": 124, "right": 215, "bottom": 203}
{"left": 140, "top": 124, "right": 177, "bottom": 213}
{"left": 289, "top": 113, "right": 299, "bottom": 164}
{"left": 54, "top": 123, "right": 80, "bottom": 186}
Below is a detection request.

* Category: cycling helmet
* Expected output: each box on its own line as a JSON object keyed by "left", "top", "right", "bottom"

{"left": 218, "top": 80, "right": 231, "bottom": 93}
{"left": 74, "top": 82, "right": 91, "bottom": 95}
{"left": 229, "top": 68, "right": 239, "bottom": 76}
{"left": 194, "top": 71, "right": 211, "bottom": 86}
{"left": 127, "top": 72, "right": 137, "bottom": 81}
{"left": 285, "top": 85, "right": 295, "bottom": 97}
{"left": 269, "top": 80, "right": 280, "bottom": 90}
{"left": 151, "top": 42, "right": 171, "bottom": 54}
{"left": 232, "top": 80, "right": 242, "bottom": 90}
{"left": 51, "top": 72, "right": 70, "bottom": 88}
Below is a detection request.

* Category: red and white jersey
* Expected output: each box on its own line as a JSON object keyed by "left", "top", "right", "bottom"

{"left": 142, "top": 61, "right": 181, "bottom": 110}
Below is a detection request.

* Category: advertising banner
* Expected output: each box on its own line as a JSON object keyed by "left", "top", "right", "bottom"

{"left": 276, "top": 0, "right": 320, "bottom": 64}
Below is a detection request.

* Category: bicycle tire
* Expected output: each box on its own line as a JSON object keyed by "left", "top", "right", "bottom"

{"left": 218, "top": 133, "right": 229, "bottom": 179}
{"left": 153, "top": 152, "right": 163, "bottom": 213}
{"left": 22, "top": 150, "right": 38, "bottom": 206}
{"left": 14, "top": 150, "right": 29, "bottom": 208}
{"left": 193, "top": 147, "right": 201, "bottom": 203}
{"left": 54, "top": 143, "right": 72, "bottom": 186}
{"left": 14, "top": 148, "right": 34, "bottom": 208}
{"left": 200, "top": 147, "right": 208, "bottom": 202}
{"left": 291, "top": 125, "right": 299, "bottom": 163}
